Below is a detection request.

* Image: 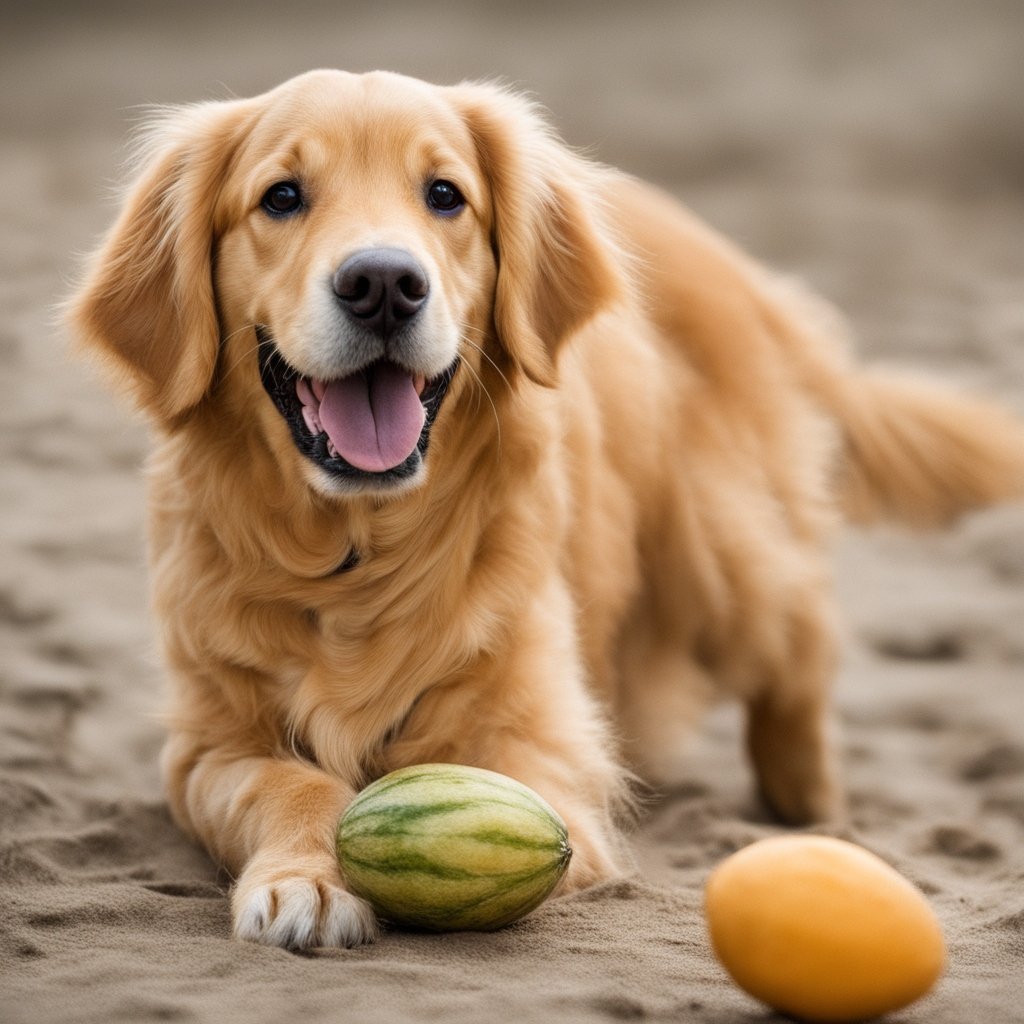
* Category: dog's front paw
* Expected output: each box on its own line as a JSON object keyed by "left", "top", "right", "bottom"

{"left": 232, "top": 857, "right": 379, "bottom": 949}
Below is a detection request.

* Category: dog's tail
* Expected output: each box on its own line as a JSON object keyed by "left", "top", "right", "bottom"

{"left": 829, "top": 370, "right": 1024, "bottom": 527}
{"left": 765, "top": 275, "right": 1024, "bottom": 528}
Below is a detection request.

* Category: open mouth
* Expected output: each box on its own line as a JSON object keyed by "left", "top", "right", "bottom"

{"left": 256, "top": 326, "right": 458, "bottom": 486}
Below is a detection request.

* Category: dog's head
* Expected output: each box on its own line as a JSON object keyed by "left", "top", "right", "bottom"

{"left": 70, "top": 70, "right": 623, "bottom": 497}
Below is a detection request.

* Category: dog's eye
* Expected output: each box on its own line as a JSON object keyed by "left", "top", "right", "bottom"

{"left": 261, "top": 181, "right": 303, "bottom": 217}
{"left": 426, "top": 180, "right": 465, "bottom": 216}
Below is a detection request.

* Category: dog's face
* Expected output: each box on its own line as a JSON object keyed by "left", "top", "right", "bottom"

{"left": 215, "top": 72, "right": 497, "bottom": 493}
{"left": 71, "top": 70, "right": 623, "bottom": 498}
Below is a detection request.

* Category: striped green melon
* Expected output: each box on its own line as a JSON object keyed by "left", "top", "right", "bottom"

{"left": 336, "top": 764, "right": 572, "bottom": 931}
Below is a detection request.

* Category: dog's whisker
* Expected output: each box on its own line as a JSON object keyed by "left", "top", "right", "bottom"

{"left": 460, "top": 331, "right": 513, "bottom": 396}
{"left": 219, "top": 325, "right": 265, "bottom": 384}
{"left": 222, "top": 322, "right": 259, "bottom": 346}
{"left": 458, "top": 349, "right": 501, "bottom": 458}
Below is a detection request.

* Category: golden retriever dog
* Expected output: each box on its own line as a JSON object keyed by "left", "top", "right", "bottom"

{"left": 69, "top": 69, "right": 1024, "bottom": 949}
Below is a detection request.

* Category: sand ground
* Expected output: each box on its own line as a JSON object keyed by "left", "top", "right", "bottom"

{"left": 2, "top": 2, "right": 1023, "bottom": 1021}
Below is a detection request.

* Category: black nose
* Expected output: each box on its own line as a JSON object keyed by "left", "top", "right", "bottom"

{"left": 333, "top": 248, "right": 429, "bottom": 338}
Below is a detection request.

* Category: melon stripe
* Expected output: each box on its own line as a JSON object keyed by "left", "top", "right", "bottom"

{"left": 343, "top": 861, "right": 565, "bottom": 928}
{"left": 346, "top": 825, "right": 564, "bottom": 853}
{"left": 342, "top": 799, "right": 563, "bottom": 836}
{"left": 341, "top": 850, "right": 564, "bottom": 881}
{"left": 390, "top": 869, "right": 562, "bottom": 925}
{"left": 344, "top": 797, "right": 560, "bottom": 835}
{"left": 426, "top": 867, "right": 563, "bottom": 923}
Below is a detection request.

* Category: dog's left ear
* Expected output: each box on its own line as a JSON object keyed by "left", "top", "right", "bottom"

{"left": 451, "top": 85, "right": 625, "bottom": 387}
{"left": 68, "top": 98, "right": 255, "bottom": 423}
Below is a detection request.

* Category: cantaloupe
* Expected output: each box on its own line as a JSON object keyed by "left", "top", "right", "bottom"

{"left": 705, "top": 835, "right": 946, "bottom": 1022}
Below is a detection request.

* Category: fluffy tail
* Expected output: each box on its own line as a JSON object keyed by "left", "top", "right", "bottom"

{"left": 830, "top": 370, "right": 1024, "bottom": 527}
{"left": 759, "top": 273, "right": 1024, "bottom": 528}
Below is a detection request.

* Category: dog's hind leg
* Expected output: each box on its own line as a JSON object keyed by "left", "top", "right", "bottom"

{"left": 614, "top": 626, "right": 718, "bottom": 789}
{"left": 741, "top": 591, "right": 846, "bottom": 825}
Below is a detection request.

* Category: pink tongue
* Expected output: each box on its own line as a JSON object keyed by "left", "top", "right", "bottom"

{"left": 318, "top": 362, "right": 426, "bottom": 473}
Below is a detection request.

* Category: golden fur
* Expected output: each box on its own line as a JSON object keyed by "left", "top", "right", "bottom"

{"left": 70, "top": 69, "right": 1024, "bottom": 949}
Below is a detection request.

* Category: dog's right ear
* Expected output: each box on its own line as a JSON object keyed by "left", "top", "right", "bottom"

{"left": 68, "top": 99, "right": 255, "bottom": 423}
{"left": 449, "top": 83, "right": 626, "bottom": 389}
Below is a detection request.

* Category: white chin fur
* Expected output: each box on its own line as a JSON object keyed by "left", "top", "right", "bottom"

{"left": 301, "top": 455, "right": 429, "bottom": 500}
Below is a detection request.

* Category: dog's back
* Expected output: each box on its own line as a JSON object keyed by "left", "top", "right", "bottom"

{"left": 560, "top": 173, "right": 1024, "bottom": 808}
